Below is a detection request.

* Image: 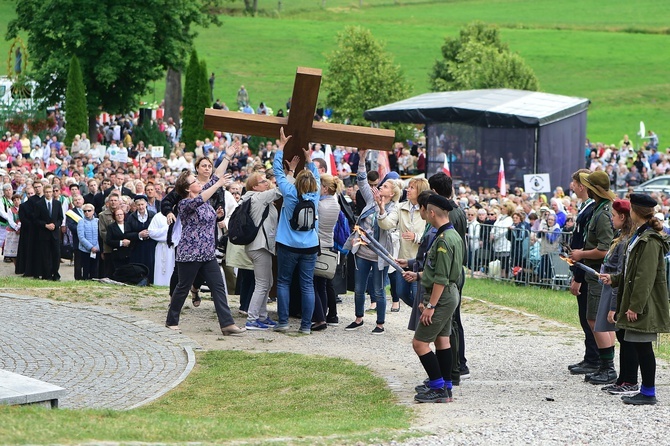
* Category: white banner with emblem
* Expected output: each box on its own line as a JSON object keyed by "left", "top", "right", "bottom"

{"left": 524, "top": 173, "right": 551, "bottom": 194}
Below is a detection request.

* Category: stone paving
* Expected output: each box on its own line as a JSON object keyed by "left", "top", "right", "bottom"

{"left": 0, "top": 293, "right": 198, "bottom": 410}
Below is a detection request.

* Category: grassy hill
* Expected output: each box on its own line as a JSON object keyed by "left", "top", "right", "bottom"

{"left": 1, "top": 0, "right": 669, "bottom": 143}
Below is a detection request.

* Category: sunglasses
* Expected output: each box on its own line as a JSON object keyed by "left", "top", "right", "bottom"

{"left": 84, "top": 209, "right": 94, "bottom": 213}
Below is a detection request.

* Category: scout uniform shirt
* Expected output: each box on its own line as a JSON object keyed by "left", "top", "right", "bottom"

{"left": 421, "top": 225, "right": 464, "bottom": 301}
{"left": 582, "top": 199, "right": 613, "bottom": 270}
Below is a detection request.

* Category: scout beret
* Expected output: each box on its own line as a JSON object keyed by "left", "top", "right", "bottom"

{"left": 612, "top": 199, "right": 631, "bottom": 214}
{"left": 629, "top": 193, "right": 657, "bottom": 209}
{"left": 427, "top": 194, "right": 453, "bottom": 212}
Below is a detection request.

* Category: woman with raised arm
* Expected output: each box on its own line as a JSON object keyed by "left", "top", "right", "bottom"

{"left": 345, "top": 149, "right": 400, "bottom": 335}
{"left": 165, "top": 156, "right": 245, "bottom": 336}
{"left": 272, "top": 128, "right": 321, "bottom": 334}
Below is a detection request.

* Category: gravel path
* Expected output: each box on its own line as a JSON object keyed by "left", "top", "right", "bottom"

{"left": 2, "top": 260, "right": 669, "bottom": 444}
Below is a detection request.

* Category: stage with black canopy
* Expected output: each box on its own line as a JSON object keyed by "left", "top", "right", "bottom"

{"left": 364, "top": 89, "right": 590, "bottom": 191}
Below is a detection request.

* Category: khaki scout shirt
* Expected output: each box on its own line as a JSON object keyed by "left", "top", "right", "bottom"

{"left": 582, "top": 200, "right": 613, "bottom": 269}
{"left": 421, "top": 227, "right": 464, "bottom": 295}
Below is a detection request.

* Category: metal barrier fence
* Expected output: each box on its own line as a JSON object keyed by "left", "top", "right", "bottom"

{"left": 465, "top": 222, "right": 670, "bottom": 293}
{"left": 466, "top": 222, "right": 574, "bottom": 290}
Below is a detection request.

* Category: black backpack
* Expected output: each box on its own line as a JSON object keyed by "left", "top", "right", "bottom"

{"left": 228, "top": 197, "right": 270, "bottom": 245}
{"left": 111, "top": 263, "right": 149, "bottom": 286}
{"left": 290, "top": 195, "right": 317, "bottom": 231}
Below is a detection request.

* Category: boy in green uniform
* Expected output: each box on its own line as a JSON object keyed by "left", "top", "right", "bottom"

{"left": 570, "top": 171, "right": 615, "bottom": 380}
{"left": 412, "top": 194, "right": 464, "bottom": 403}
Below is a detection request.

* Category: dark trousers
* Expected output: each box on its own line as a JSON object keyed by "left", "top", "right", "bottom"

{"left": 577, "top": 281, "right": 599, "bottom": 363}
{"left": 169, "top": 266, "right": 206, "bottom": 297}
{"left": 73, "top": 249, "right": 83, "bottom": 280}
{"left": 313, "top": 276, "right": 328, "bottom": 322}
{"left": 166, "top": 259, "right": 235, "bottom": 328}
{"left": 616, "top": 329, "right": 639, "bottom": 384}
{"left": 326, "top": 277, "right": 337, "bottom": 320}
{"left": 80, "top": 250, "right": 99, "bottom": 280}
{"left": 235, "top": 268, "right": 255, "bottom": 312}
{"left": 102, "top": 252, "right": 114, "bottom": 278}
{"left": 41, "top": 237, "right": 60, "bottom": 280}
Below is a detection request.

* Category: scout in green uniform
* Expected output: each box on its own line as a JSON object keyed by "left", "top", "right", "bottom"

{"left": 601, "top": 193, "right": 670, "bottom": 405}
{"left": 569, "top": 171, "right": 614, "bottom": 377}
{"left": 412, "top": 194, "right": 464, "bottom": 403}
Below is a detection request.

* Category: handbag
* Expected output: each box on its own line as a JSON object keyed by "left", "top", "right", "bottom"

{"left": 314, "top": 248, "right": 338, "bottom": 279}
{"left": 60, "top": 231, "right": 74, "bottom": 260}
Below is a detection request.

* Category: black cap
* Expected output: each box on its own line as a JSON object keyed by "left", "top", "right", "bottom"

{"left": 427, "top": 194, "right": 453, "bottom": 212}
{"left": 630, "top": 193, "right": 657, "bottom": 209}
{"left": 134, "top": 194, "right": 148, "bottom": 202}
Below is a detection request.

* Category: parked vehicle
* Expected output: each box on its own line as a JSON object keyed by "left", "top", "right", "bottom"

{"left": 617, "top": 175, "right": 670, "bottom": 198}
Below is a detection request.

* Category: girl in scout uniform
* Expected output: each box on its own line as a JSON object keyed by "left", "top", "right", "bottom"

{"left": 601, "top": 193, "right": 670, "bottom": 405}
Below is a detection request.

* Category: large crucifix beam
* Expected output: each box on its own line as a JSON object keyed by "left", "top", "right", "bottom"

{"left": 203, "top": 67, "right": 395, "bottom": 170}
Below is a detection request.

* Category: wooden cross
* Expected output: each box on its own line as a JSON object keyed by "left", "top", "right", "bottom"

{"left": 203, "top": 67, "right": 395, "bottom": 169}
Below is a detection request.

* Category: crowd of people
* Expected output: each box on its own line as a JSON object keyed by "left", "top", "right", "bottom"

{"left": 1, "top": 112, "right": 669, "bottom": 404}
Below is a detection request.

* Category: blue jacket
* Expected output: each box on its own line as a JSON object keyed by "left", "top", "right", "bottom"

{"left": 273, "top": 151, "right": 320, "bottom": 250}
{"left": 77, "top": 217, "right": 100, "bottom": 253}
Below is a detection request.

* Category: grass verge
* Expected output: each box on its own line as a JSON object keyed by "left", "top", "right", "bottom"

{"left": 0, "top": 350, "right": 412, "bottom": 444}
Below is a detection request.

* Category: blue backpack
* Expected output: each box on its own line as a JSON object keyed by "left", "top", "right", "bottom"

{"left": 333, "top": 211, "right": 351, "bottom": 254}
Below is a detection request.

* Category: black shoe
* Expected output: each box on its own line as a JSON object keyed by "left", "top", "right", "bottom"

{"left": 622, "top": 393, "right": 657, "bottom": 405}
{"left": 415, "top": 383, "right": 430, "bottom": 394}
{"left": 344, "top": 320, "right": 364, "bottom": 331}
{"left": 568, "top": 360, "right": 589, "bottom": 371}
{"left": 336, "top": 297, "right": 343, "bottom": 304}
{"left": 460, "top": 365, "right": 470, "bottom": 379}
{"left": 371, "top": 326, "right": 385, "bottom": 335}
{"left": 570, "top": 362, "right": 599, "bottom": 375}
{"left": 414, "top": 387, "right": 451, "bottom": 403}
{"left": 311, "top": 322, "right": 328, "bottom": 332}
{"left": 588, "top": 369, "right": 617, "bottom": 385}
{"left": 326, "top": 316, "right": 339, "bottom": 326}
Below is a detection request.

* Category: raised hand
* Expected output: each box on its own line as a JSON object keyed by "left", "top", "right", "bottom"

{"left": 279, "top": 127, "right": 292, "bottom": 148}
{"left": 285, "top": 156, "right": 300, "bottom": 173}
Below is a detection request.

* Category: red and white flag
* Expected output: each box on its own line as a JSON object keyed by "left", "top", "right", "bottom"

{"left": 442, "top": 153, "right": 451, "bottom": 176}
{"left": 324, "top": 144, "right": 337, "bottom": 175}
{"left": 498, "top": 157, "right": 507, "bottom": 197}
{"left": 377, "top": 150, "right": 390, "bottom": 180}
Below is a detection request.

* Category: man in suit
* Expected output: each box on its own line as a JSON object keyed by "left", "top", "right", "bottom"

{"left": 84, "top": 178, "right": 103, "bottom": 215}
{"left": 98, "top": 192, "right": 122, "bottom": 278}
{"left": 35, "top": 184, "right": 64, "bottom": 281}
{"left": 103, "top": 172, "right": 136, "bottom": 200}
{"left": 144, "top": 182, "right": 161, "bottom": 214}
{"left": 21, "top": 181, "right": 45, "bottom": 278}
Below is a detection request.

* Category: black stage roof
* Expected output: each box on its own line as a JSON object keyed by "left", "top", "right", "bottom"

{"left": 364, "top": 89, "right": 590, "bottom": 128}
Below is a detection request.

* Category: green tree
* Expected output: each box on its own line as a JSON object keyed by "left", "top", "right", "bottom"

{"left": 324, "top": 26, "right": 411, "bottom": 127}
{"left": 198, "top": 60, "right": 214, "bottom": 142}
{"left": 181, "top": 50, "right": 201, "bottom": 151}
{"left": 64, "top": 56, "right": 88, "bottom": 146}
{"left": 430, "top": 21, "right": 539, "bottom": 92}
{"left": 6, "top": 0, "right": 223, "bottom": 140}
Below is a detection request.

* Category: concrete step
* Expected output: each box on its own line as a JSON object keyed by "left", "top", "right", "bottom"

{"left": 0, "top": 369, "right": 65, "bottom": 408}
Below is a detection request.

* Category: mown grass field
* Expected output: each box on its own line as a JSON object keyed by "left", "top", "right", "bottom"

{"left": 1, "top": 0, "right": 668, "bottom": 143}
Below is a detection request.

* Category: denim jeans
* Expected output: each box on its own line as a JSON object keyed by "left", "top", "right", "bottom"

{"left": 395, "top": 271, "right": 417, "bottom": 307}
{"left": 354, "top": 256, "right": 387, "bottom": 325}
{"left": 276, "top": 245, "right": 317, "bottom": 330}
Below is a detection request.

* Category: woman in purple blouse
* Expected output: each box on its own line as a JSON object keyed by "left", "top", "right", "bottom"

{"left": 165, "top": 161, "right": 245, "bottom": 336}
